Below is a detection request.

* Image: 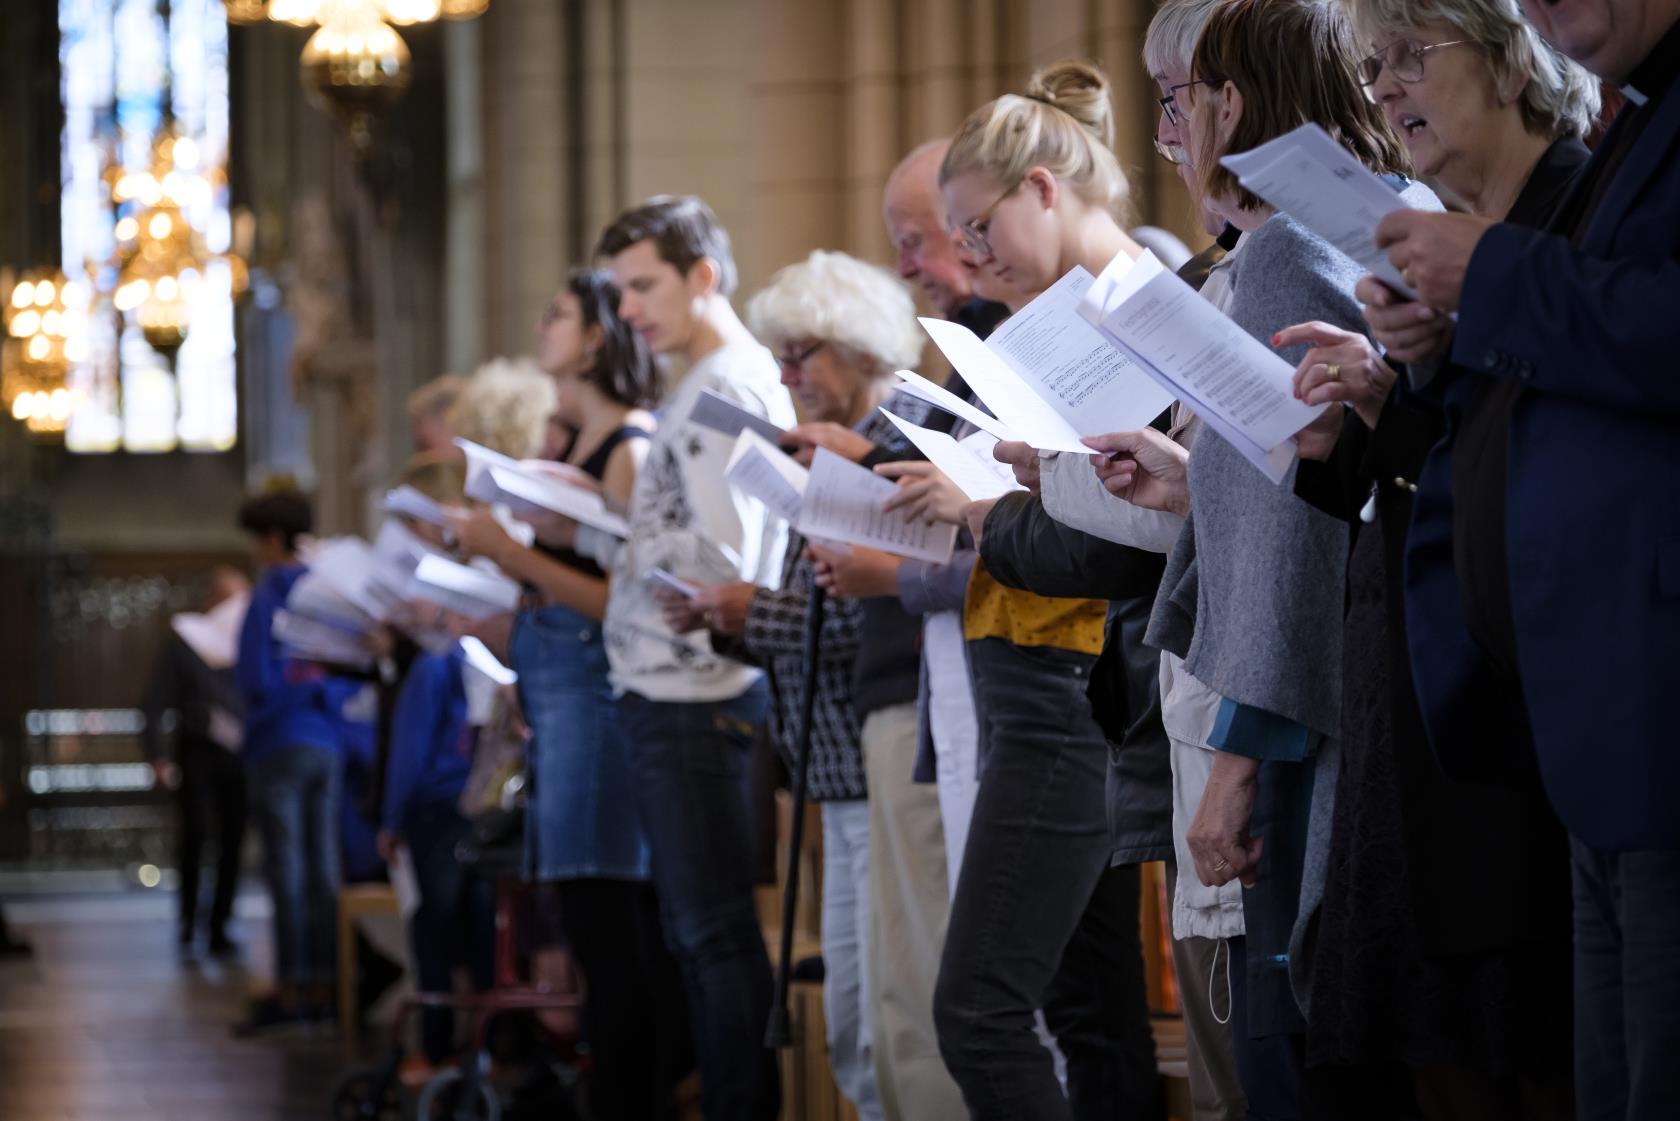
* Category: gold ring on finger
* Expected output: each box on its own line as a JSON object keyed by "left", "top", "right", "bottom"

{"left": 1325, "top": 364, "right": 1342, "bottom": 381}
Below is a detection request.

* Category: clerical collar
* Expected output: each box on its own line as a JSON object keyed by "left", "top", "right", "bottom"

{"left": 1622, "top": 12, "right": 1680, "bottom": 106}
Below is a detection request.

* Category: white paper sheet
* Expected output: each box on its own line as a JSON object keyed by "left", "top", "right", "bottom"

{"left": 485, "top": 464, "right": 629, "bottom": 537}
{"left": 724, "top": 429, "right": 809, "bottom": 524}
{"left": 273, "top": 609, "right": 375, "bottom": 670}
{"left": 306, "top": 537, "right": 400, "bottom": 622}
{"left": 890, "top": 369, "right": 1017, "bottom": 443}
{"left": 1078, "top": 250, "right": 1317, "bottom": 484}
{"left": 916, "top": 268, "right": 1174, "bottom": 454}
{"left": 877, "top": 409, "right": 1024, "bottom": 501}
{"left": 382, "top": 485, "right": 449, "bottom": 529}
{"left": 794, "top": 448, "right": 956, "bottom": 564}
{"left": 286, "top": 570, "right": 377, "bottom": 634}
{"left": 1220, "top": 124, "right": 1416, "bottom": 299}
{"left": 647, "top": 567, "right": 701, "bottom": 599}
{"left": 983, "top": 266, "right": 1176, "bottom": 436}
{"left": 690, "top": 388, "right": 789, "bottom": 446}
{"left": 408, "top": 554, "right": 522, "bottom": 621}
{"left": 169, "top": 592, "right": 249, "bottom": 671}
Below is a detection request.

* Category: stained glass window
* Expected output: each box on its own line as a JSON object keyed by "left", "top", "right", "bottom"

{"left": 59, "top": 0, "right": 237, "bottom": 454}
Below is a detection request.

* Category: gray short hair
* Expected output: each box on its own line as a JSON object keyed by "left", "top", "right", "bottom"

{"left": 1144, "top": 0, "right": 1229, "bottom": 76}
{"left": 1348, "top": 0, "right": 1601, "bottom": 139}
{"left": 747, "top": 251, "right": 924, "bottom": 375}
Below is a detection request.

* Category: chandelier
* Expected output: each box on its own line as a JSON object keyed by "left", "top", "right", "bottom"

{"left": 3, "top": 270, "right": 88, "bottom": 436}
{"left": 109, "top": 130, "right": 243, "bottom": 355}
{"left": 222, "top": 0, "right": 489, "bottom": 150}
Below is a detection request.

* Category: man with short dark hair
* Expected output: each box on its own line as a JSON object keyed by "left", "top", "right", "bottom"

{"left": 567, "top": 196, "right": 794, "bottom": 1120}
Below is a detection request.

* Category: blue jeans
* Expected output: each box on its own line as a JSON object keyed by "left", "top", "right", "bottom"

{"left": 248, "top": 744, "right": 341, "bottom": 987}
{"left": 1572, "top": 839, "right": 1680, "bottom": 1121}
{"left": 617, "top": 684, "right": 779, "bottom": 1121}
{"left": 935, "top": 638, "right": 1163, "bottom": 1121}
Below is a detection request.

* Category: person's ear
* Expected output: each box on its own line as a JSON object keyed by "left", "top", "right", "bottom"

{"left": 1495, "top": 66, "right": 1529, "bottom": 108}
{"left": 1216, "top": 80, "right": 1244, "bottom": 150}
{"left": 1024, "top": 166, "right": 1059, "bottom": 211}
{"left": 685, "top": 258, "right": 721, "bottom": 300}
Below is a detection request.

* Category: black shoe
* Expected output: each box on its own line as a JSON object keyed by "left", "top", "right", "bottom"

{"left": 231, "top": 994, "right": 308, "bottom": 1038}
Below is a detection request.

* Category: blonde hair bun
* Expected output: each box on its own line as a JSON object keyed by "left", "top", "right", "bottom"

{"left": 1024, "top": 60, "right": 1115, "bottom": 149}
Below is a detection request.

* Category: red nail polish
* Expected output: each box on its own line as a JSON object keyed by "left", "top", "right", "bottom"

{"left": 1271, "top": 333, "right": 1281, "bottom": 345}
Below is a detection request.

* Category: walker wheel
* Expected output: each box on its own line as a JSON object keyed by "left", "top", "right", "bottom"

{"left": 417, "top": 1068, "right": 502, "bottom": 1121}
{"left": 330, "top": 1069, "right": 403, "bottom": 1121}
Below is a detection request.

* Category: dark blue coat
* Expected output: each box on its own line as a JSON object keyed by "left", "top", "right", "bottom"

{"left": 1405, "top": 87, "right": 1680, "bottom": 852}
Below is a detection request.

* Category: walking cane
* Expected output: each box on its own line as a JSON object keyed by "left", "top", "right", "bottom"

{"left": 765, "top": 583, "right": 827, "bottom": 1048}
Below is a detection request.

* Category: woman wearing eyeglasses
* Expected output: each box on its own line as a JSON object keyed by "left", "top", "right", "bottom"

{"left": 1077, "top": 0, "right": 1441, "bottom": 1108}
{"left": 1267, "top": 0, "right": 1600, "bottom": 1115}
{"left": 923, "top": 61, "right": 1169, "bottom": 1121}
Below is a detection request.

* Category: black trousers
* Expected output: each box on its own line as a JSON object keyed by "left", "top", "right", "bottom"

{"left": 176, "top": 739, "right": 247, "bottom": 938}
{"left": 554, "top": 878, "right": 694, "bottom": 1121}
{"left": 935, "top": 638, "right": 1164, "bottom": 1121}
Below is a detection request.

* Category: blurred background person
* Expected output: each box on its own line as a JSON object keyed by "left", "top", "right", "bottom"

{"left": 140, "top": 565, "right": 251, "bottom": 957}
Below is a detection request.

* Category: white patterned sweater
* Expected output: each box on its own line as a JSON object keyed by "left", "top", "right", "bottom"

{"left": 602, "top": 340, "right": 798, "bottom": 702}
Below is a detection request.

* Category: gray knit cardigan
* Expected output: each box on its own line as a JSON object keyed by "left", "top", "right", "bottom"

{"left": 1145, "top": 185, "right": 1440, "bottom": 737}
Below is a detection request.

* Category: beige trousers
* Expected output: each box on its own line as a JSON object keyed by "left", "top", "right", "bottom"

{"left": 861, "top": 703, "right": 967, "bottom": 1121}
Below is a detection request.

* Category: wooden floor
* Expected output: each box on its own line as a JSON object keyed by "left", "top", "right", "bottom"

{"left": 0, "top": 888, "right": 352, "bottom": 1121}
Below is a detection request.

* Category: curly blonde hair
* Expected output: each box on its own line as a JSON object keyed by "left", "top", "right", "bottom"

{"left": 447, "top": 357, "right": 557, "bottom": 459}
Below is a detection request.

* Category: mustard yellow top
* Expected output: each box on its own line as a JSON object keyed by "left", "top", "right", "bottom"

{"left": 962, "top": 562, "right": 1107, "bottom": 655}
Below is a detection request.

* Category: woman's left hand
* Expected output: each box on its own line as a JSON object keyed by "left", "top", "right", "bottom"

{"left": 876, "top": 460, "right": 970, "bottom": 525}
{"left": 1278, "top": 321, "right": 1397, "bottom": 430}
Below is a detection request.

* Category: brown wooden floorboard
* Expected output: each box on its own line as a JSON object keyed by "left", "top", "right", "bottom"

{"left": 0, "top": 889, "right": 356, "bottom": 1121}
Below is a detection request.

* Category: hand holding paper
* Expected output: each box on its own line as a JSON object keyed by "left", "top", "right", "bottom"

{"left": 876, "top": 409, "right": 1024, "bottom": 501}
{"left": 876, "top": 461, "right": 976, "bottom": 527}
{"left": 794, "top": 449, "right": 956, "bottom": 564}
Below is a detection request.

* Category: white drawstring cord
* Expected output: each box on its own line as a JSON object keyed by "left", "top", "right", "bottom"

{"left": 1209, "top": 936, "right": 1233, "bottom": 1026}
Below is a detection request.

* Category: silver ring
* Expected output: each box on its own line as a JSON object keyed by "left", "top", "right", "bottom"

{"left": 1213, "top": 857, "right": 1230, "bottom": 872}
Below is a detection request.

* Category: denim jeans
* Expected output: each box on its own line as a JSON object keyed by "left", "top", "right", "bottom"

{"left": 822, "top": 800, "right": 884, "bottom": 1121}
{"left": 1572, "top": 839, "right": 1680, "bottom": 1121}
{"left": 935, "top": 638, "right": 1164, "bottom": 1121}
{"left": 405, "top": 798, "right": 494, "bottom": 1063}
{"left": 248, "top": 743, "right": 341, "bottom": 987}
{"left": 617, "top": 684, "right": 779, "bottom": 1121}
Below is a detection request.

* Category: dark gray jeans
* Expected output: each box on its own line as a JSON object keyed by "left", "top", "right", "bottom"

{"left": 1572, "top": 839, "right": 1680, "bottom": 1121}
{"left": 248, "top": 743, "right": 341, "bottom": 987}
{"left": 934, "top": 637, "right": 1164, "bottom": 1121}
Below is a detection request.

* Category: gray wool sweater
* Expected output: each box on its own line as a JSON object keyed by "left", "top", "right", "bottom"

{"left": 1145, "top": 185, "right": 1439, "bottom": 737}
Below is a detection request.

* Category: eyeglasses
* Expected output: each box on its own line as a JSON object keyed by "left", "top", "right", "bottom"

{"left": 1156, "top": 77, "right": 1225, "bottom": 126}
{"left": 1357, "top": 39, "right": 1474, "bottom": 86}
{"left": 774, "top": 340, "right": 825, "bottom": 371}
{"left": 952, "top": 177, "right": 1023, "bottom": 259}
{"left": 1154, "top": 138, "right": 1191, "bottom": 167}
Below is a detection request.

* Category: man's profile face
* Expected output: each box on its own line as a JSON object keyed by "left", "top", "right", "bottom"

{"left": 608, "top": 239, "right": 701, "bottom": 356}
{"left": 884, "top": 194, "right": 972, "bottom": 316}
{"left": 1520, "top": 0, "right": 1667, "bottom": 81}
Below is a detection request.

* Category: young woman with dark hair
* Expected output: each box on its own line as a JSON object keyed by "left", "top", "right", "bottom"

{"left": 445, "top": 268, "right": 691, "bottom": 1120}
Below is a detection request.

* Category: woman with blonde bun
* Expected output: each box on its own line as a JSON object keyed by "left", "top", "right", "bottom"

{"left": 923, "top": 59, "right": 1167, "bottom": 1121}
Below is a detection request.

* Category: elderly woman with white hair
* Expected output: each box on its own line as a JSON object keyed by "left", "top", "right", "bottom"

{"left": 1270, "top": 0, "right": 1600, "bottom": 1114}
{"left": 668, "top": 249, "right": 926, "bottom": 1121}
